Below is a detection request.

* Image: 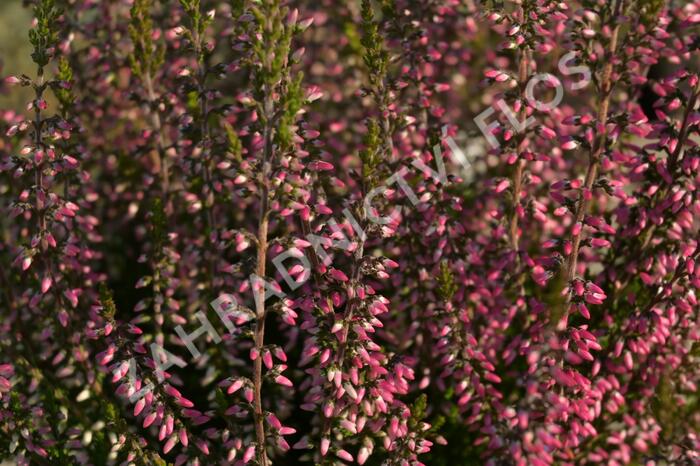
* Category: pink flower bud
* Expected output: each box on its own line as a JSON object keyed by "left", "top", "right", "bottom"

{"left": 275, "top": 375, "right": 293, "bottom": 387}
{"left": 320, "top": 438, "right": 330, "bottom": 456}
{"left": 41, "top": 277, "right": 52, "bottom": 294}
{"left": 163, "top": 436, "right": 177, "bottom": 454}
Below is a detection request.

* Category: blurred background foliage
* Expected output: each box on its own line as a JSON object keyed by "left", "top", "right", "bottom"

{"left": 0, "top": 0, "right": 34, "bottom": 111}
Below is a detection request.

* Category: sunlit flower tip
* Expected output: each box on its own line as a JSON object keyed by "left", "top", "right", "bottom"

{"left": 306, "top": 87, "right": 323, "bottom": 102}
{"left": 584, "top": 292, "right": 605, "bottom": 305}
{"left": 561, "top": 138, "right": 579, "bottom": 150}
{"left": 21, "top": 256, "right": 32, "bottom": 271}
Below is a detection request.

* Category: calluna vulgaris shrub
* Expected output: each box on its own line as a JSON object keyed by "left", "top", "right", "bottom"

{"left": 1, "top": 0, "right": 700, "bottom": 464}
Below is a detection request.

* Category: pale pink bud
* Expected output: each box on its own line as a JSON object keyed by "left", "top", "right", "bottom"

{"left": 561, "top": 138, "right": 579, "bottom": 150}
{"left": 275, "top": 375, "right": 293, "bottom": 387}
{"left": 329, "top": 269, "right": 348, "bottom": 282}
{"left": 134, "top": 398, "right": 146, "bottom": 417}
{"left": 227, "top": 378, "right": 244, "bottom": 394}
{"left": 21, "top": 256, "right": 32, "bottom": 271}
{"left": 41, "top": 277, "right": 52, "bottom": 294}
{"left": 320, "top": 437, "right": 330, "bottom": 456}
{"left": 179, "top": 428, "right": 188, "bottom": 446}
{"left": 143, "top": 411, "right": 158, "bottom": 428}
{"left": 337, "top": 449, "right": 353, "bottom": 462}
{"left": 262, "top": 350, "right": 273, "bottom": 369}
{"left": 358, "top": 447, "right": 370, "bottom": 465}
{"left": 163, "top": 436, "right": 178, "bottom": 454}
{"left": 243, "top": 445, "right": 255, "bottom": 463}
{"left": 195, "top": 439, "right": 210, "bottom": 455}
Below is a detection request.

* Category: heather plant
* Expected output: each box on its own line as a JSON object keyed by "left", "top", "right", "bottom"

{"left": 1, "top": 0, "right": 700, "bottom": 465}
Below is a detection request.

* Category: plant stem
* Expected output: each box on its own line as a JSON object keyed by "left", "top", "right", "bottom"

{"left": 564, "top": 0, "right": 624, "bottom": 284}
{"left": 252, "top": 92, "right": 273, "bottom": 466}
{"left": 34, "top": 74, "right": 46, "bottom": 235}
{"left": 508, "top": 6, "right": 530, "bottom": 253}
{"left": 143, "top": 70, "right": 170, "bottom": 204}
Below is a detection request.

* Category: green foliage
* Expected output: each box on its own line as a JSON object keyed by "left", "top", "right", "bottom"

{"left": 179, "top": 0, "right": 214, "bottom": 50}
{"left": 360, "top": 118, "right": 382, "bottom": 185}
{"left": 230, "top": 0, "right": 246, "bottom": 19}
{"left": 343, "top": 21, "right": 363, "bottom": 56}
{"left": 8, "top": 391, "right": 22, "bottom": 416}
{"left": 88, "top": 430, "right": 110, "bottom": 464}
{"left": 249, "top": 1, "right": 294, "bottom": 91}
{"left": 637, "top": 0, "right": 665, "bottom": 27}
{"left": 651, "top": 365, "right": 700, "bottom": 447}
{"left": 276, "top": 72, "right": 304, "bottom": 150}
{"left": 98, "top": 283, "right": 117, "bottom": 320}
{"left": 379, "top": 0, "right": 397, "bottom": 20}
{"left": 52, "top": 56, "right": 74, "bottom": 110}
{"left": 224, "top": 121, "right": 243, "bottom": 160}
{"left": 28, "top": 0, "right": 61, "bottom": 71}
{"left": 422, "top": 413, "right": 485, "bottom": 466}
{"left": 408, "top": 393, "right": 428, "bottom": 431}
{"left": 128, "top": 0, "right": 165, "bottom": 79}
{"left": 244, "top": 0, "right": 307, "bottom": 158}
{"left": 437, "top": 260, "right": 457, "bottom": 302}
{"left": 0, "top": 1, "right": 34, "bottom": 110}
{"left": 149, "top": 197, "right": 168, "bottom": 251}
{"left": 360, "top": 0, "right": 389, "bottom": 88}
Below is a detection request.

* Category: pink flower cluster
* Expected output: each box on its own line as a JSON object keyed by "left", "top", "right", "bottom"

{"left": 1, "top": 0, "right": 699, "bottom": 465}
